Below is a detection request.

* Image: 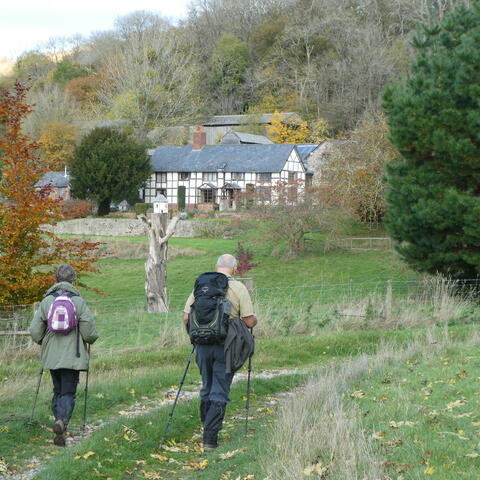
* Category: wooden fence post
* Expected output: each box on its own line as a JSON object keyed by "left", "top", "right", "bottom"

{"left": 385, "top": 280, "right": 392, "bottom": 322}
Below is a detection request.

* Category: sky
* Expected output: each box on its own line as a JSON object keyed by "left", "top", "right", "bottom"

{"left": 0, "top": 0, "right": 191, "bottom": 60}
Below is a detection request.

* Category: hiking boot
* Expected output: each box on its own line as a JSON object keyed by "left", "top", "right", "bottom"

{"left": 203, "top": 428, "right": 219, "bottom": 451}
{"left": 203, "top": 443, "right": 218, "bottom": 452}
{"left": 52, "top": 419, "right": 66, "bottom": 447}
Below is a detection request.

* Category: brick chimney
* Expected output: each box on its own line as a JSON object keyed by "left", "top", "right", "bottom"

{"left": 193, "top": 125, "right": 206, "bottom": 150}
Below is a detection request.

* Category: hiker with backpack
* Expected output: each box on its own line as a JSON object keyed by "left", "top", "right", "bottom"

{"left": 29, "top": 264, "right": 98, "bottom": 446}
{"left": 183, "top": 254, "right": 257, "bottom": 451}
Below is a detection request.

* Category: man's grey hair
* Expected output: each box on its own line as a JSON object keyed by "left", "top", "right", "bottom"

{"left": 56, "top": 264, "right": 77, "bottom": 283}
{"left": 216, "top": 254, "right": 237, "bottom": 269}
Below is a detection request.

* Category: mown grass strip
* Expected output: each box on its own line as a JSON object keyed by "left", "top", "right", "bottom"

{"left": 35, "top": 375, "right": 305, "bottom": 480}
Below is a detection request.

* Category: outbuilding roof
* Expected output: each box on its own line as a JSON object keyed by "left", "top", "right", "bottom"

{"left": 202, "top": 113, "right": 301, "bottom": 127}
{"left": 220, "top": 131, "right": 273, "bottom": 145}
{"left": 35, "top": 171, "right": 70, "bottom": 188}
{"left": 150, "top": 144, "right": 301, "bottom": 173}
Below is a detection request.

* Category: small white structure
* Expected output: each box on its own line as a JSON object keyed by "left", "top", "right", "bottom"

{"left": 153, "top": 194, "right": 168, "bottom": 214}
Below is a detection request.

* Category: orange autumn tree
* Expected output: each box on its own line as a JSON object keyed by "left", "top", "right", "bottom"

{"left": 0, "top": 83, "right": 99, "bottom": 307}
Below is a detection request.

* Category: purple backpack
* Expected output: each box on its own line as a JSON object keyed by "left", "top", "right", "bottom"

{"left": 47, "top": 291, "right": 78, "bottom": 335}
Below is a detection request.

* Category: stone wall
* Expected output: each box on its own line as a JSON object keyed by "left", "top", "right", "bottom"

{"left": 46, "top": 218, "right": 208, "bottom": 238}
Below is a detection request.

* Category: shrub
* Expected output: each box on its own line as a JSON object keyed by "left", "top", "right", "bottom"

{"left": 235, "top": 242, "right": 259, "bottom": 276}
{"left": 60, "top": 199, "right": 94, "bottom": 219}
{"left": 134, "top": 203, "right": 152, "bottom": 215}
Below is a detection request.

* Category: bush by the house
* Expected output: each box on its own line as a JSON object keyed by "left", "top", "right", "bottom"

{"left": 134, "top": 203, "right": 152, "bottom": 215}
{"left": 60, "top": 199, "right": 94, "bottom": 219}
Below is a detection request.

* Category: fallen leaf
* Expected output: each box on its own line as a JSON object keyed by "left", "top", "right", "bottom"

{"left": 424, "top": 466, "right": 435, "bottom": 475}
{"left": 0, "top": 459, "right": 9, "bottom": 474}
{"left": 389, "top": 421, "right": 415, "bottom": 429}
{"left": 76, "top": 451, "right": 95, "bottom": 460}
{"left": 446, "top": 398, "right": 467, "bottom": 410}
{"left": 457, "top": 370, "right": 468, "bottom": 378}
{"left": 189, "top": 459, "right": 208, "bottom": 470}
{"left": 219, "top": 449, "right": 244, "bottom": 460}
{"left": 122, "top": 425, "right": 138, "bottom": 443}
{"left": 371, "top": 431, "right": 385, "bottom": 440}
{"left": 141, "top": 471, "right": 162, "bottom": 479}
{"left": 350, "top": 390, "right": 366, "bottom": 399}
{"left": 150, "top": 454, "right": 169, "bottom": 461}
{"left": 303, "top": 461, "right": 328, "bottom": 477}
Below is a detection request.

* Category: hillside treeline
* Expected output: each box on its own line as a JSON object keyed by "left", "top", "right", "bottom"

{"left": 0, "top": 0, "right": 458, "bottom": 143}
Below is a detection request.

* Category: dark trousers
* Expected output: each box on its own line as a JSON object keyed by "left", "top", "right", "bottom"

{"left": 196, "top": 344, "right": 234, "bottom": 404}
{"left": 50, "top": 369, "right": 80, "bottom": 423}
{"left": 196, "top": 344, "right": 234, "bottom": 445}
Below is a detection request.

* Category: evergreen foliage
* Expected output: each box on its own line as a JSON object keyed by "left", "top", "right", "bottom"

{"left": 383, "top": 2, "right": 480, "bottom": 279}
{"left": 52, "top": 58, "right": 89, "bottom": 85}
{"left": 69, "top": 127, "right": 151, "bottom": 216}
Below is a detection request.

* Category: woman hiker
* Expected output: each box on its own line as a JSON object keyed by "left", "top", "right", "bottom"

{"left": 29, "top": 264, "right": 98, "bottom": 446}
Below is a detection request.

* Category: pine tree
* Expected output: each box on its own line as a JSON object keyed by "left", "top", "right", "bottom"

{"left": 383, "top": 2, "right": 480, "bottom": 279}
{"left": 70, "top": 127, "right": 151, "bottom": 216}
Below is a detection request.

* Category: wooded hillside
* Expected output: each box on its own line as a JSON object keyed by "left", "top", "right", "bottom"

{"left": 0, "top": 0, "right": 458, "bottom": 143}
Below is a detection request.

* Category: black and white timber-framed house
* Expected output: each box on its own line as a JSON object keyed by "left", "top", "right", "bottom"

{"left": 143, "top": 126, "right": 313, "bottom": 210}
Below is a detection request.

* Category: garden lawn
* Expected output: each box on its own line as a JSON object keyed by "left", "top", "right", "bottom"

{"left": 80, "top": 236, "right": 415, "bottom": 309}
{"left": 349, "top": 342, "right": 480, "bottom": 479}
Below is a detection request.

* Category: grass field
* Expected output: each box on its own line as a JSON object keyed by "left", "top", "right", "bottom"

{"left": 1, "top": 220, "right": 480, "bottom": 479}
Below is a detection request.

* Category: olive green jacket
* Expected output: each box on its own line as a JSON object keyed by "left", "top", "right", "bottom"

{"left": 29, "top": 282, "right": 98, "bottom": 371}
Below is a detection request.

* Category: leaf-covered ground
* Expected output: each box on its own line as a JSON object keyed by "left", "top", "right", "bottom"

{"left": 349, "top": 343, "right": 480, "bottom": 479}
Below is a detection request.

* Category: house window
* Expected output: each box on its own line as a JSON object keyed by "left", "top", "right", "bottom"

{"left": 231, "top": 172, "right": 245, "bottom": 181}
{"left": 202, "top": 189, "right": 215, "bottom": 203}
{"left": 156, "top": 188, "right": 167, "bottom": 198}
{"left": 288, "top": 172, "right": 297, "bottom": 182}
{"left": 257, "top": 173, "right": 271, "bottom": 182}
{"left": 156, "top": 172, "right": 167, "bottom": 184}
{"left": 257, "top": 186, "right": 272, "bottom": 203}
{"left": 179, "top": 172, "right": 190, "bottom": 180}
{"left": 202, "top": 172, "right": 218, "bottom": 183}
{"left": 305, "top": 174, "right": 313, "bottom": 187}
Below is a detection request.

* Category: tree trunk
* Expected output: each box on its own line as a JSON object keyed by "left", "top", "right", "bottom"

{"left": 142, "top": 214, "right": 179, "bottom": 313}
{"left": 97, "top": 199, "right": 111, "bottom": 216}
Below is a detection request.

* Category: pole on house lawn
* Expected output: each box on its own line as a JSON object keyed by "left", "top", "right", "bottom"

{"left": 28, "top": 368, "right": 44, "bottom": 429}
{"left": 160, "top": 345, "right": 196, "bottom": 447}
{"left": 244, "top": 328, "right": 254, "bottom": 437}
{"left": 82, "top": 345, "right": 91, "bottom": 432}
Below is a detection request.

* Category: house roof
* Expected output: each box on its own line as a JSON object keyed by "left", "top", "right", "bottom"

{"left": 150, "top": 144, "right": 300, "bottom": 173}
{"left": 202, "top": 112, "right": 301, "bottom": 127}
{"left": 220, "top": 131, "right": 273, "bottom": 145}
{"left": 35, "top": 171, "right": 70, "bottom": 188}
{"left": 296, "top": 144, "right": 320, "bottom": 167}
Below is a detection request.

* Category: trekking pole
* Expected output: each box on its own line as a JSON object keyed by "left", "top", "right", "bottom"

{"left": 160, "top": 344, "right": 196, "bottom": 447}
{"left": 28, "top": 368, "right": 44, "bottom": 429}
{"left": 245, "top": 328, "right": 254, "bottom": 437}
{"left": 82, "top": 344, "right": 91, "bottom": 433}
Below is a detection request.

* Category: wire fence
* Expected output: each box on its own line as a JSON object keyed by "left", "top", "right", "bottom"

{"left": 1, "top": 278, "right": 479, "bottom": 357}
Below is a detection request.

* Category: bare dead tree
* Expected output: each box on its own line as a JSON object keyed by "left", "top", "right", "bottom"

{"left": 139, "top": 214, "right": 180, "bottom": 313}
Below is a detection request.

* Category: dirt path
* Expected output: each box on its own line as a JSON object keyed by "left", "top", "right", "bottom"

{"left": 0, "top": 368, "right": 303, "bottom": 480}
